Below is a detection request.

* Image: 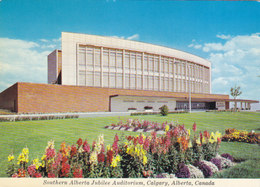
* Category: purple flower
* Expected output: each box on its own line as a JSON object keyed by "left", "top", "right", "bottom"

{"left": 210, "top": 158, "right": 222, "bottom": 170}
{"left": 176, "top": 163, "right": 190, "bottom": 178}
{"left": 194, "top": 161, "right": 212, "bottom": 178}
{"left": 221, "top": 153, "right": 234, "bottom": 162}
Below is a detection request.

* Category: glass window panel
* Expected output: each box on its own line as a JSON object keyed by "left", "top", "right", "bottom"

{"left": 144, "top": 56, "right": 148, "bottom": 71}
{"left": 103, "top": 72, "right": 109, "bottom": 87}
{"left": 130, "top": 75, "right": 135, "bottom": 89}
{"left": 79, "top": 52, "right": 85, "bottom": 65}
{"left": 130, "top": 53, "right": 136, "bottom": 70}
{"left": 155, "top": 58, "right": 159, "bottom": 72}
{"left": 125, "top": 54, "right": 130, "bottom": 69}
{"left": 144, "top": 75, "right": 148, "bottom": 90}
{"left": 125, "top": 74, "right": 130, "bottom": 89}
{"left": 79, "top": 71, "right": 86, "bottom": 86}
{"left": 149, "top": 57, "right": 153, "bottom": 72}
{"left": 116, "top": 73, "right": 123, "bottom": 88}
{"left": 116, "top": 53, "right": 123, "bottom": 68}
{"left": 136, "top": 75, "right": 142, "bottom": 89}
{"left": 110, "top": 73, "right": 116, "bottom": 88}
{"left": 95, "top": 53, "right": 100, "bottom": 67}
{"left": 148, "top": 76, "right": 153, "bottom": 90}
{"left": 137, "top": 56, "right": 142, "bottom": 70}
{"left": 154, "top": 76, "right": 159, "bottom": 90}
{"left": 86, "top": 72, "right": 93, "bottom": 86}
{"left": 110, "top": 52, "right": 116, "bottom": 67}
{"left": 165, "top": 59, "right": 169, "bottom": 73}
{"left": 86, "top": 53, "right": 93, "bottom": 66}
{"left": 94, "top": 72, "right": 101, "bottom": 87}
{"left": 103, "top": 52, "right": 109, "bottom": 67}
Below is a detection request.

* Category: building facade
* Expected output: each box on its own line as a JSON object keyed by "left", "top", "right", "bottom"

{"left": 0, "top": 32, "right": 258, "bottom": 113}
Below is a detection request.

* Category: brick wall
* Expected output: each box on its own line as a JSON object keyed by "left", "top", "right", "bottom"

{"left": 0, "top": 82, "right": 230, "bottom": 113}
{"left": 0, "top": 83, "right": 18, "bottom": 112}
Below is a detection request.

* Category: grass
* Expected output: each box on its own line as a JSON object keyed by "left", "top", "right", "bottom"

{"left": 0, "top": 112, "right": 259, "bottom": 178}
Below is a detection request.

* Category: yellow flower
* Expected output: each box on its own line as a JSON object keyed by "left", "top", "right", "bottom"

{"left": 188, "top": 129, "right": 191, "bottom": 136}
{"left": 196, "top": 138, "right": 201, "bottom": 145}
{"left": 143, "top": 155, "right": 148, "bottom": 165}
{"left": 89, "top": 151, "right": 98, "bottom": 165}
{"left": 22, "top": 148, "right": 29, "bottom": 155}
{"left": 8, "top": 154, "right": 14, "bottom": 162}
{"left": 41, "top": 154, "right": 46, "bottom": 161}
{"left": 188, "top": 140, "right": 192, "bottom": 148}
{"left": 111, "top": 155, "right": 121, "bottom": 167}
{"left": 165, "top": 125, "right": 169, "bottom": 132}
{"left": 202, "top": 137, "right": 206, "bottom": 144}
{"left": 33, "top": 158, "right": 41, "bottom": 169}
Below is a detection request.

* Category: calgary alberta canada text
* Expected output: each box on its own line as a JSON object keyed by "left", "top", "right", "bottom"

{"left": 43, "top": 179, "right": 215, "bottom": 186}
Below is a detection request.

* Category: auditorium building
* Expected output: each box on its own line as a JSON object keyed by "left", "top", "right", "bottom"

{"left": 0, "top": 32, "right": 258, "bottom": 113}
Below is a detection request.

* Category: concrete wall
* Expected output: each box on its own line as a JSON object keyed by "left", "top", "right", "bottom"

{"left": 111, "top": 96, "right": 176, "bottom": 112}
{"left": 48, "top": 50, "right": 58, "bottom": 84}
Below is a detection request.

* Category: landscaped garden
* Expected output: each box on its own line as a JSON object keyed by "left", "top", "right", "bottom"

{"left": 0, "top": 112, "right": 259, "bottom": 178}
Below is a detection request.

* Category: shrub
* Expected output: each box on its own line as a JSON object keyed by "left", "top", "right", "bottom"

{"left": 210, "top": 158, "right": 222, "bottom": 170}
{"left": 221, "top": 153, "right": 234, "bottom": 162}
{"left": 187, "top": 164, "right": 204, "bottom": 178}
{"left": 144, "top": 106, "right": 153, "bottom": 110}
{"left": 194, "top": 161, "right": 212, "bottom": 178}
{"left": 175, "top": 163, "right": 190, "bottom": 178}
{"left": 160, "top": 105, "right": 169, "bottom": 116}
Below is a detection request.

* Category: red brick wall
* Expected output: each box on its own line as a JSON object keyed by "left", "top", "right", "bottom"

{"left": 0, "top": 83, "right": 18, "bottom": 112}
{"left": 0, "top": 82, "right": 230, "bottom": 113}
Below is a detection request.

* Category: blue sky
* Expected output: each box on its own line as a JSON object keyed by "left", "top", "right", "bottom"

{"left": 0, "top": 0, "right": 260, "bottom": 104}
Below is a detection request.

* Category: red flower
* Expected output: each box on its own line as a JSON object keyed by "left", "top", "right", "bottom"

{"left": 48, "top": 173, "right": 56, "bottom": 178}
{"left": 217, "top": 137, "right": 221, "bottom": 144}
{"left": 138, "top": 135, "right": 144, "bottom": 144}
{"left": 106, "top": 150, "right": 113, "bottom": 164}
{"left": 77, "top": 138, "right": 83, "bottom": 147}
{"left": 98, "top": 152, "right": 105, "bottom": 163}
{"left": 203, "top": 131, "right": 210, "bottom": 139}
{"left": 143, "top": 137, "right": 150, "bottom": 151}
{"left": 70, "top": 145, "right": 77, "bottom": 158}
{"left": 192, "top": 122, "right": 197, "bottom": 132}
{"left": 12, "top": 173, "right": 18, "bottom": 178}
{"left": 83, "top": 140, "right": 90, "bottom": 153}
{"left": 34, "top": 173, "right": 42, "bottom": 178}
{"left": 60, "top": 162, "right": 70, "bottom": 177}
{"left": 73, "top": 168, "right": 83, "bottom": 178}
{"left": 17, "top": 168, "right": 26, "bottom": 178}
{"left": 27, "top": 165, "right": 36, "bottom": 177}
{"left": 46, "top": 148, "right": 56, "bottom": 160}
{"left": 112, "top": 134, "right": 119, "bottom": 154}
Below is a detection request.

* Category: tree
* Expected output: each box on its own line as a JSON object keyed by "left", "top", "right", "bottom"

{"left": 160, "top": 105, "right": 169, "bottom": 116}
{"left": 230, "top": 85, "right": 242, "bottom": 111}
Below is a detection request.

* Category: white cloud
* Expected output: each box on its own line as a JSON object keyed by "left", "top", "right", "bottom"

{"left": 0, "top": 38, "right": 60, "bottom": 92}
{"left": 111, "top": 34, "right": 140, "bottom": 40}
{"left": 127, "top": 34, "right": 139, "bottom": 40}
{"left": 193, "top": 33, "right": 260, "bottom": 101}
{"left": 216, "top": 34, "right": 231, "bottom": 40}
{"left": 40, "top": 39, "right": 49, "bottom": 42}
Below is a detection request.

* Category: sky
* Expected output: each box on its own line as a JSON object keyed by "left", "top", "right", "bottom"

{"left": 0, "top": 0, "right": 260, "bottom": 105}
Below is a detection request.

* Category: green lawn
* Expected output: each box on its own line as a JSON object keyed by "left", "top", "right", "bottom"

{"left": 0, "top": 112, "right": 259, "bottom": 178}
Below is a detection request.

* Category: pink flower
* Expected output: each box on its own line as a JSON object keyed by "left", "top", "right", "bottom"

{"left": 27, "top": 165, "right": 36, "bottom": 177}
{"left": 48, "top": 173, "right": 56, "bottom": 178}
{"left": 192, "top": 122, "right": 197, "bottom": 132}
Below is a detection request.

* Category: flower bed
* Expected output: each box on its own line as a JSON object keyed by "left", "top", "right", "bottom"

{"left": 222, "top": 128, "right": 260, "bottom": 144}
{"left": 105, "top": 119, "right": 185, "bottom": 133}
{"left": 7, "top": 122, "right": 237, "bottom": 178}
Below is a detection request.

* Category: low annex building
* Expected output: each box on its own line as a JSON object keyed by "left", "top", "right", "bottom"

{"left": 0, "top": 32, "right": 258, "bottom": 113}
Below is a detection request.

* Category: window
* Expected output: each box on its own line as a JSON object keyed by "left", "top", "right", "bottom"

{"left": 130, "top": 74, "right": 135, "bottom": 89}
{"left": 103, "top": 50, "right": 109, "bottom": 67}
{"left": 154, "top": 76, "right": 159, "bottom": 90}
{"left": 136, "top": 75, "right": 142, "bottom": 89}
{"left": 116, "top": 51, "right": 123, "bottom": 69}
{"left": 103, "top": 72, "right": 109, "bottom": 87}
{"left": 125, "top": 74, "right": 130, "bottom": 89}
{"left": 116, "top": 73, "right": 123, "bottom": 88}
{"left": 125, "top": 52, "right": 130, "bottom": 69}
{"left": 148, "top": 76, "right": 154, "bottom": 90}
{"left": 79, "top": 71, "right": 86, "bottom": 86}
{"left": 155, "top": 57, "right": 159, "bottom": 72}
{"left": 144, "top": 55, "right": 148, "bottom": 71}
{"left": 86, "top": 71, "right": 94, "bottom": 86}
{"left": 110, "top": 50, "right": 116, "bottom": 68}
{"left": 94, "top": 72, "right": 101, "bottom": 87}
{"left": 110, "top": 73, "right": 116, "bottom": 88}
{"left": 148, "top": 56, "right": 153, "bottom": 72}
{"left": 130, "top": 53, "right": 136, "bottom": 71}
{"left": 94, "top": 48, "right": 101, "bottom": 68}
{"left": 136, "top": 53, "right": 142, "bottom": 71}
